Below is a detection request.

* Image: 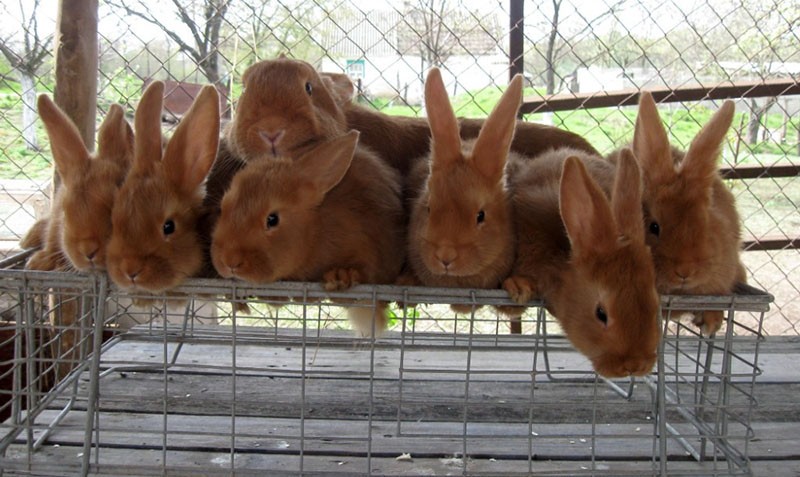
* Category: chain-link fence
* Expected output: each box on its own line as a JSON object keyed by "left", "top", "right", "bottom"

{"left": 0, "top": 0, "right": 797, "bottom": 334}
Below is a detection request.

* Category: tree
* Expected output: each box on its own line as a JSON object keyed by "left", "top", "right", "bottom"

{"left": 399, "top": 0, "right": 502, "bottom": 93}
{"left": 543, "top": 0, "right": 562, "bottom": 95}
{"left": 705, "top": 0, "right": 799, "bottom": 144}
{"left": 227, "top": 0, "right": 326, "bottom": 69}
{"left": 0, "top": 0, "right": 53, "bottom": 150}
{"left": 403, "top": 0, "right": 457, "bottom": 69}
{"left": 527, "top": 0, "right": 630, "bottom": 95}
{"left": 106, "top": 0, "right": 231, "bottom": 86}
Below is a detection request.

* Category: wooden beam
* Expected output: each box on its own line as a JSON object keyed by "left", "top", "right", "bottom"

{"left": 53, "top": 0, "right": 98, "bottom": 153}
{"left": 521, "top": 78, "right": 800, "bottom": 114}
{"left": 742, "top": 236, "right": 800, "bottom": 252}
{"left": 719, "top": 164, "right": 800, "bottom": 180}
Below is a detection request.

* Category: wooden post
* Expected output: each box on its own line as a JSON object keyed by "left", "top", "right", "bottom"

{"left": 53, "top": 0, "right": 98, "bottom": 156}
{"left": 46, "top": 1, "right": 99, "bottom": 383}
{"left": 509, "top": 0, "right": 524, "bottom": 82}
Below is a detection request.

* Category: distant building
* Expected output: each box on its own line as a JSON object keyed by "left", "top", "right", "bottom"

{"left": 319, "top": 5, "right": 506, "bottom": 105}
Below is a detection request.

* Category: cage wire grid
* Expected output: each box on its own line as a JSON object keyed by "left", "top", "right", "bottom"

{"left": 0, "top": 0, "right": 796, "bottom": 335}
{"left": 0, "top": 252, "right": 773, "bottom": 476}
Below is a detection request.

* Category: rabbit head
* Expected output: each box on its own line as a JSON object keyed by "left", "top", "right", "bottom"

{"left": 229, "top": 57, "right": 347, "bottom": 160}
{"left": 554, "top": 150, "right": 660, "bottom": 378}
{"left": 211, "top": 131, "right": 361, "bottom": 283}
{"left": 630, "top": 92, "right": 744, "bottom": 296}
{"left": 106, "top": 81, "right": 220, "bottom": 293}
{"left": 407, "top": 68, "right": 519, "bottom": 288}
{"left": 33, "top": 95, "right": 133, "bottom": 271}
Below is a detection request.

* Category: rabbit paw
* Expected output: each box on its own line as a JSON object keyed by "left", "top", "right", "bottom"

{"left": 26, "top": 250, "right": 60, "bottom": 271}
{"left": 323, "top": 268, "right": 362, "bottom": 291}
{"left": 693, "top": 310, "right": 723, "bottom": 336}
{"left": 503, "top": 275, "right": 537, "bottom": 305}
{"left": 394, "top": 272, "right": 420, "bottom": 309}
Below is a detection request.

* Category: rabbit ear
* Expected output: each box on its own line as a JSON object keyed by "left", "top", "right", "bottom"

{"left": 37, "top": 94, "right": 91, "bottom": 186}
{"left": 134, "top": 81, "right": 165, "bottom": 171}
{"left": 560, "top": 156, "right": 617, "bottom": 258}
{"left": 163, "top": 85, "right": 220, "bottom": 195}
{"left": 294, "top": 130, "right": 359, "bottom": 204}
{"left": 470, "top": 74, "right": 522, "bottom": 183}
{"left": 425, "top": 67, "right": 462, "bottom": 169}
{"left": 97, "top": 103, "right": 134, "bottom": 168}
{"left": 321, "top": 72, "right": 356, "bottom": 105}
{"left": 679, "top": 100, "right": 734, "bottom": 188}
{"left": 611, "top": 148, "right": 645, "bottom": 243}
{"left": 632, "top": 91, "right": 674, "bottom": 183}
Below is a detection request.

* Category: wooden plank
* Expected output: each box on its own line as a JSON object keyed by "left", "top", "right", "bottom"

{"left": 58, "top": 370, "right": 660, "bottom": 422}
{"left": 1, "top": 444, "right": 763, "bottom": 477}
{"left": 3, "top": 413, "right": 797, "bottom": 474}
{"left": 15, "top": 410, "right": 691, "bottom": 460}
{"left": 14, "top": 411, "right": 795, "bottom": 466}
{"left": 520, "top": 78, "right": 800, "bottom": 114}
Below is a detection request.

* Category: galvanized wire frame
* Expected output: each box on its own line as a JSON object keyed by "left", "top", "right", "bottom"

{"left": 0, "top": 0, "right": 796, "bottom": 335}
{"left": 0, "top": 252, "right": 773, "bottom": 476}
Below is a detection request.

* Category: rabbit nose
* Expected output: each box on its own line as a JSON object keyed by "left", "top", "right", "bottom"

{"left": 675, "top": 267, "right": 693, "bottom": 282}
{"left": 84, "top": 246, "right": 99, "bottom": 263}
{"left": 119, "top": 260, "right": 142, "bottom": 284}
{"left": 258, "top": 129, "right": 284, "bottom": 146}
{"left": 222, "top": 253, "right": 244, "bottom": 276}
{"left": 227, "top": 261, "right": 242, "bottom": 274}
{"left": 435, "top": 247, "right": 457, "bottom": 269}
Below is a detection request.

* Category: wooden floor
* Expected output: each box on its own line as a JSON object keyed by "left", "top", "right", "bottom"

{"left": 1, "top": 326, "right": 799, "bottom": 476}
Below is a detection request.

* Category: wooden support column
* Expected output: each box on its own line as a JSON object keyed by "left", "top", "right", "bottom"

{"left": 53, "top": 0, "right": 98, "bottom": 155}
{"left": 509, "top": 0, "right": 525, "bottom": 82}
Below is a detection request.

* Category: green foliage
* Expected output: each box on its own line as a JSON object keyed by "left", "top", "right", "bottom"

{"left": 99, "top": 68, "right": 145, "bottom": 109}
{"left": 387, "top": 305, "right": 419, "bottom": 329}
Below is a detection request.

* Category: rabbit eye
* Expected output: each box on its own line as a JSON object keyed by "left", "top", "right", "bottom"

{"left": 266, "top": 213, "right": 280, "bottom": 229}
{"left": 648, "top": 221, "right": 660, "bottom": 237}
{"left": 305, "top": 82, "right": 313, "bottom": 95}
{"left": 595, "top": 306, "right": 608, "bottom": 326}
{"left": 476, "top": 210, "right": 485, "bottom": 224}
{"left": 163, "top": 219, "right": 175, "bottom": 236}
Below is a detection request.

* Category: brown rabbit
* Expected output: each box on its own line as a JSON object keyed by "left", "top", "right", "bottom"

{"left": 405, "top": 68, "right": 519, "bottom": 310}
{"left": 321, "top": 71, "right": 599, "bottom": 176}
{"left": 106, "top": 81, "right": 220, "bottom": 294}
{"left": 226, "top": 57, "right": 349, "bottom": 162}
{"left": 503, "top": 149, "right": 660, "bottom": 378}
{"left": 22, "top": 96, "right": 134, "bottom": 271}
{"left": 615, "top": 92, "right": 746, "bottom": 335}
{"left": 211, "top": 130, "right": 405, "bottom": 337}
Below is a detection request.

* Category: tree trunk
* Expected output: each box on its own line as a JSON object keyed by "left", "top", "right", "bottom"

{"left": 747, "top": 97, "right": 777, "bottom": 145}
{"left": 545, "top": 0, "right": 562, "bottom": 95}
{"left": 20, "top": 72, "right": 38, "bottom": 151}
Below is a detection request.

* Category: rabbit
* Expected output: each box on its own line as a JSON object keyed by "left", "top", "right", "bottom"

{"left": 226, "top": 57, "right": 350, "bottom": 162}
{"left": 405, "top": 68, "right": 520, "bottom": 316}
{"left": 502, "top": 148, "right": 660, "bottom": 378}
{"left": 22, "top": 95, "right": 134, "bottom": 272}
{"left": 321, "top": 70, "right": 600, "bottom": 177}
{"left": 106, "top": 80, "right": 220, "bottom": 295}
{"left": 612, "top": 92, "right": 746, "bottom": 335}
{"left": 210, "top": 130, "right": 405, "bottom": 337}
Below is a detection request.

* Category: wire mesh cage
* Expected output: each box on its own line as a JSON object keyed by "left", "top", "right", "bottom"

{"left": 0, "top": 252, "right": 773, "bottom": 476}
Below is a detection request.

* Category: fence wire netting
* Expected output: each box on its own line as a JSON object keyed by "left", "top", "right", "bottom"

{"left": 0, "top": 0, "right": 797, "bottom": 334}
